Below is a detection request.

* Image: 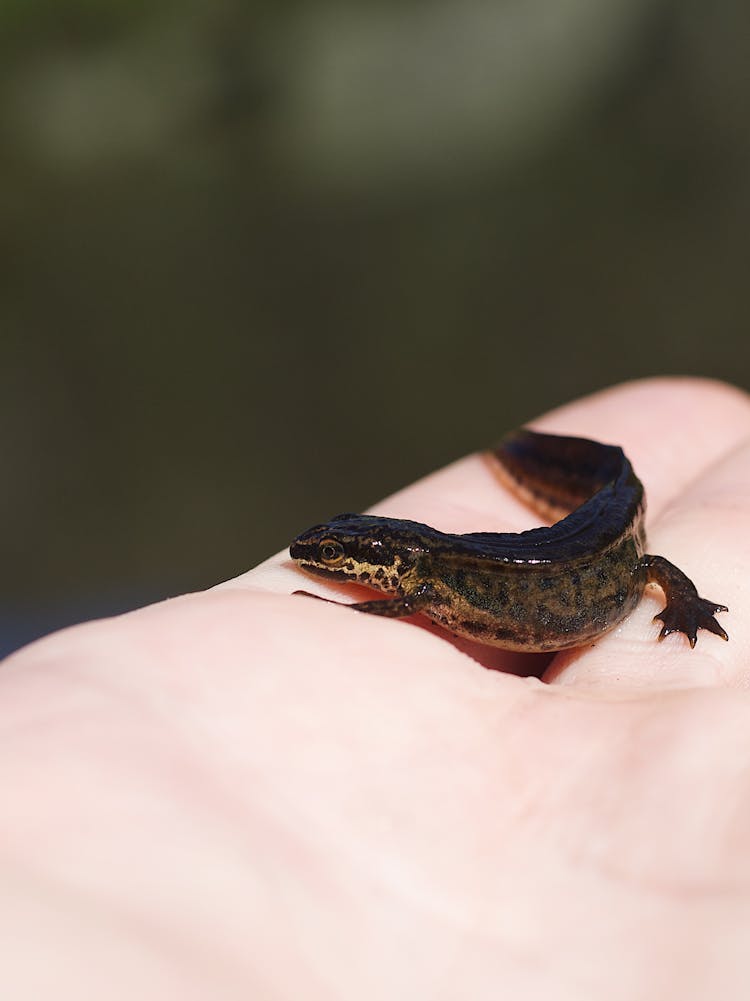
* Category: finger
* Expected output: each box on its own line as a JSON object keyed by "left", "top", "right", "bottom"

{"left": 548, "top": 433, "right": 750, "bottom": 689}
{"left": 372, "top": 376, "right": 750, "bottom": 528}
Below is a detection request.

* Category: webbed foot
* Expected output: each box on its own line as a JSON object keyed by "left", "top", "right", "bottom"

{"left": 653, "top": 597, "right": 729, "bottom": 648}
{"left": 641, "top": 554, "right": 729, "bottom": 648}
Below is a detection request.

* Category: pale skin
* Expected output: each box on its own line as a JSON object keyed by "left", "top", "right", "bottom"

{"left": 4, "top": 378, "right": 750, "bottom": 1000}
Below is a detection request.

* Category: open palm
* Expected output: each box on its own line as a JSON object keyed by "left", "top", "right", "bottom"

{"left": 3, "top": 378, "right": 750, "bottom": 1000}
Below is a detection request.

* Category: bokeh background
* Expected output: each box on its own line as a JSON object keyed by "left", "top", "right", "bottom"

{"left": 2, "top": 0, "right": 749, "bottom": 657}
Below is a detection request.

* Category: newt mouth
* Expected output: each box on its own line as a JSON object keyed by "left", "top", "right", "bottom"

{"left": 293, "top": 560, "right": 346, "bottom": 582}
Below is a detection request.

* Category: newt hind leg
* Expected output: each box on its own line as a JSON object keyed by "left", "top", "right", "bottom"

{"left": 639, "top": 555, "right": 728, "bottom": 648}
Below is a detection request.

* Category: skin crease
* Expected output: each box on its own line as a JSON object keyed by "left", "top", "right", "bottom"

{"left": 3, "top": 380, "right": 750, "bottom": 999}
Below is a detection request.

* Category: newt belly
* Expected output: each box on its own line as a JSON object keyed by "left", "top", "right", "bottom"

{"left": 289, "top": 430, "right": 728, "bottom": 652}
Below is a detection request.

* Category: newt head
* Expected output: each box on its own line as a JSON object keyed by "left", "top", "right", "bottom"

{"left": 289, "top": 513, "right": 430, "bottom": 593}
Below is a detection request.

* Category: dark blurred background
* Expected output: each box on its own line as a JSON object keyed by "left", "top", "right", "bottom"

{"left": 2, "top": 0, "right": 749, "bottom": 657}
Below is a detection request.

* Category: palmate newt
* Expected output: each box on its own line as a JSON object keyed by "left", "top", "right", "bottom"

{"left": 289, "top": 430, "right": 728, "bottom": 652}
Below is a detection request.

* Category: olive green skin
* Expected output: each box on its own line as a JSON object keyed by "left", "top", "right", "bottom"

{"left": 290, "top": 431, "right": 728, "bottom": 652}
{"left": 412, "top": 526, "right": 648, "bottom": 652}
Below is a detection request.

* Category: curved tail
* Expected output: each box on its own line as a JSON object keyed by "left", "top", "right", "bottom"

{"left": 490, "top": 429, "right": 633, "bottom": 521}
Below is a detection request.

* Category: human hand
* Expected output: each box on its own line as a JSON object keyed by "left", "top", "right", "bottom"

{"left": 3, "top": 378, "right": 750, "bottom": 999}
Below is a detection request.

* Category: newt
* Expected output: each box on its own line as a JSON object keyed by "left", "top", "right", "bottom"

{"left": 289, "top": 430, "right": 728, "bottom": 652}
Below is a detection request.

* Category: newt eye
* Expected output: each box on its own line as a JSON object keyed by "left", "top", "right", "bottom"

{"left": 319, "top": 540, "right": 344, "bottom": 564}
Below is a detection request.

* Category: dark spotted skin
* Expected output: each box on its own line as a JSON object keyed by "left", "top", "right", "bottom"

{"left": 289, "top": 430, "right": 728, "bottom": 652}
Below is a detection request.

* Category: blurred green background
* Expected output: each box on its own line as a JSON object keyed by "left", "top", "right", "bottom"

{"left": 2, "top": 0, "right": 749, "bottom": 656}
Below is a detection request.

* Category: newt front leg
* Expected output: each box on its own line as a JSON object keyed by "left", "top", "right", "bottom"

{"left": 639, "top": 555, "right": 729, "bottom": 647}
{"left": 293, "top": 582, "right": 438, "bottom": 619}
